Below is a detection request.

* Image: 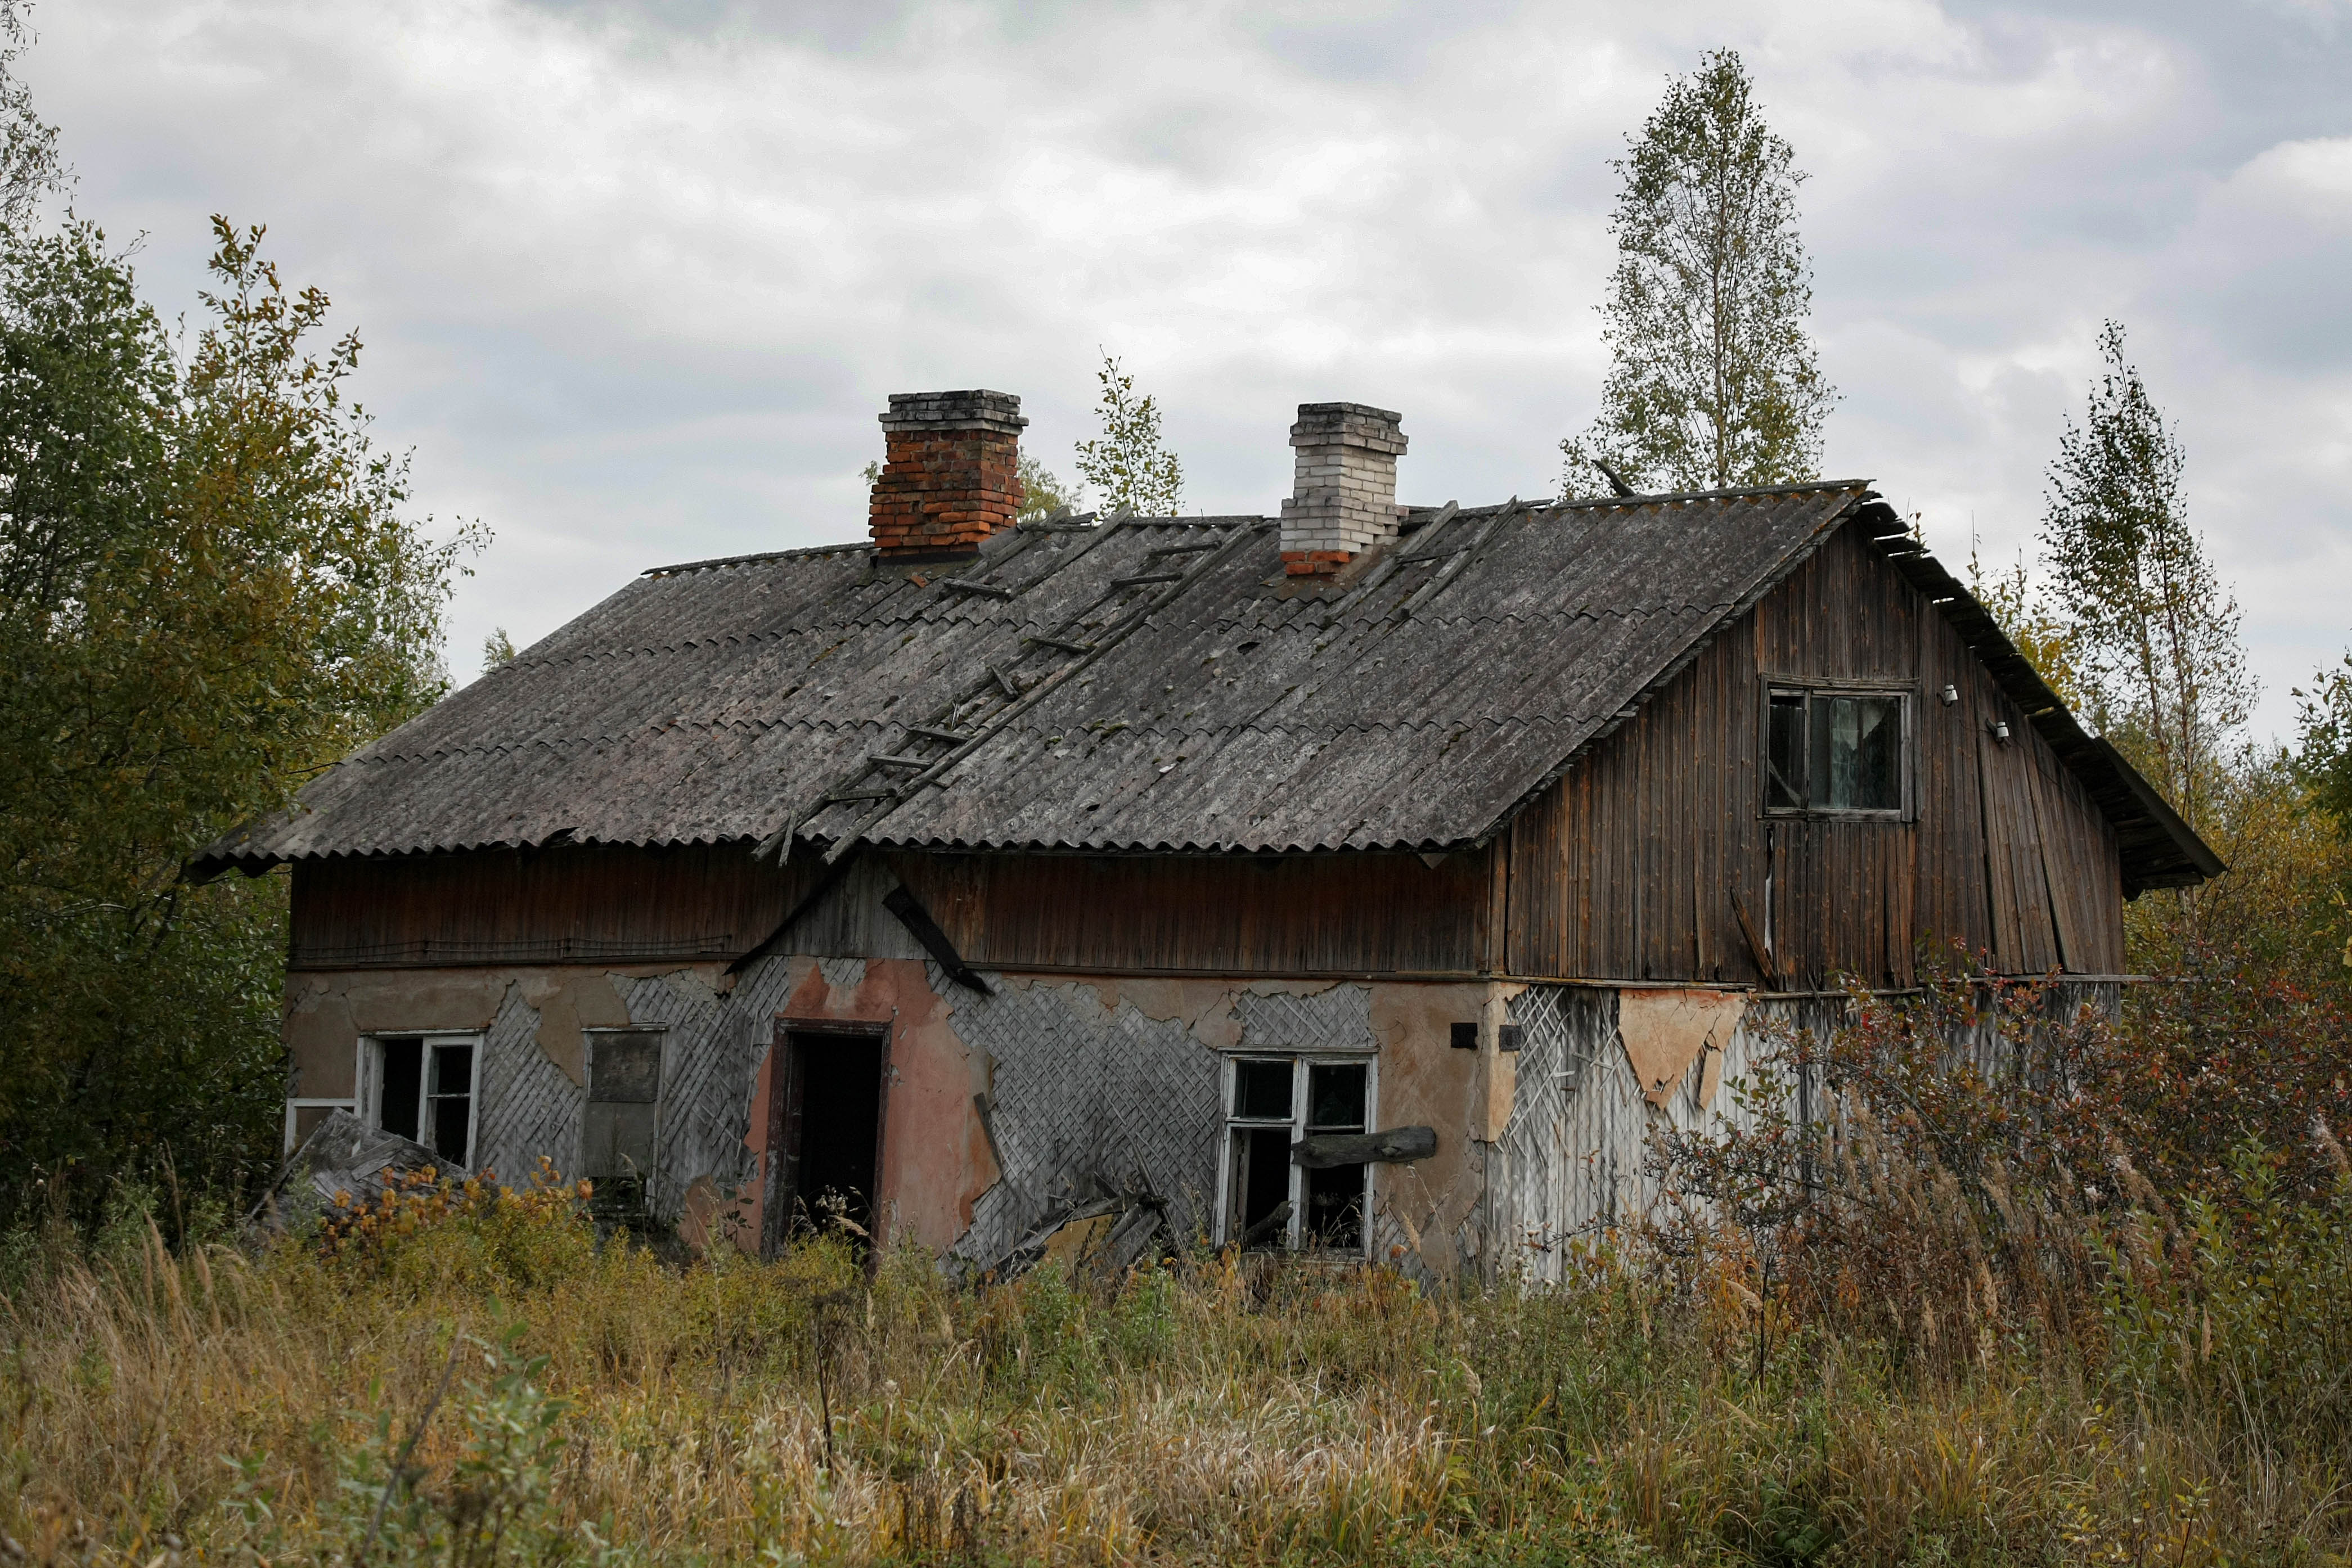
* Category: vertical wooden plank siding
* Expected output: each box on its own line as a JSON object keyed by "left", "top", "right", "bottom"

{"left": 288, "top": 842, "right": 822, "bottom": 968}
{"left": 900, "top": 850, "right": 1489, "bottom": 975}
{"left": 1504, "top": 523, "right": 2126, "bottom": 982}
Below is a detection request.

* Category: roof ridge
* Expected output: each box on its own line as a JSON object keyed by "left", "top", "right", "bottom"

{"left": 641, "top": 540, "right": 875, "bottom": 577}
{"left": 1549, "top": 478, "right": 1873, "bottom": 511}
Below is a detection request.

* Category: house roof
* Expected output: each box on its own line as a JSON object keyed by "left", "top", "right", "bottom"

{"left": 192, "top": 484, "right": 2220, "bottom": 893}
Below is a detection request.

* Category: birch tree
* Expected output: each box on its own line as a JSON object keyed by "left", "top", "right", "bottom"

{"left": 1560, "top": 49, "right": 1834, "bottom": 499}
{"left": 1073, "top": 351, "right": 1181, "bottom": 517}
{"left": 2042, "top": 322, "right": 2252, "bottom": 833}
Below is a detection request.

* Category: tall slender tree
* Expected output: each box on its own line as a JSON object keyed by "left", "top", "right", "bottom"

{"left": 2042, "top": 322, "right": 2252, "bottom": 834}
{"left": 1073, "top": 350, "right": 1181, "bottom": 517}
{"left": 1560, "top": 49, "right": 1834, "bottom": 499}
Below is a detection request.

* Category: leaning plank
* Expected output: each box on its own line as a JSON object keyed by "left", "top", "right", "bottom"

{"left": 1290, "top": 1125, "right": 1439, "bottom": 1169}
{"left": 881, "top": 885, "right": 994, "bottom": 995}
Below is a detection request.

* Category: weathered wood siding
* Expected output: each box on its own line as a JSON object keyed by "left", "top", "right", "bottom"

{"left": 289, "top": 842, "right": 819, "bottom": 969}
{"left": 897, "top": 849, "right": 1491, "bottom": 976}
{"left": 1502, "top": 522, "right": 2124, "bottom": 985}
{"left": 289, "top": 525, "right": 2125, "bottom": 984}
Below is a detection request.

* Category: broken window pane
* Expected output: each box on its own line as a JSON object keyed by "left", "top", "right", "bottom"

{"left": 1231, "top": 1126, "right": 1291, "bottom": 1246}
{"left": 1303, "top": 1063, "right": 1368, "bottom": 1249}
{"left": 1765, "top": 692, "right": 1806, "bottom": 810}
{"left": 1306, "top": 1062, "right": 1366, "bottom": 1132}
{"left": 1815, "top": 694, "right": 1902, "bottom": 811}
{"left": 1223, "top": 1056, "right": 1375, "bottom": 1254}
{"left": 427, "top": 1043, "right": 473, "bottom": 1166}
{"left": 376, "top": 1037, "right": 422, "bottom": 1142}
{"left": 1304, "top": 1161, "right": 1366, "bottom": 1249}
{"left": 1231, "top": 1058, "right": 1292, "bottom": 1120}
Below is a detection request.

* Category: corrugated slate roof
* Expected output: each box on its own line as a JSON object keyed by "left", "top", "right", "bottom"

{"left": 192, "top": 483, "right": 2217, "bottom": 889}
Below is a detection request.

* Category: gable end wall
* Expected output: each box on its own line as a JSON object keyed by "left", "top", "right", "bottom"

{"left": 1502, "top": 521, "right": 2126, "bottom": 985}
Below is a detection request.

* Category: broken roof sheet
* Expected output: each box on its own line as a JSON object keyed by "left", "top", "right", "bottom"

{"left": 192, "top": 483, "right": 2218, "bottom": 890}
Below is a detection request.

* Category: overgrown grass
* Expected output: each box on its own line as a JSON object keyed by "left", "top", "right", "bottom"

{"left": 6, "top": 1146, "right": 2350, "bottom": 1567}
{"left": 6, "top": 971, "right": 2348, "bottom": 1566}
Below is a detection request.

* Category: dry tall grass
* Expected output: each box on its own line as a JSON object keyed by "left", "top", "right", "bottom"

{"left": 7, "top": 1150, "right": 2349, "bottom": 1568}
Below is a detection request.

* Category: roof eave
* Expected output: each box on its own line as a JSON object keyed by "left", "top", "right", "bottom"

{"left": 1845, "top": 502, "right": 2224, "bottom": 893}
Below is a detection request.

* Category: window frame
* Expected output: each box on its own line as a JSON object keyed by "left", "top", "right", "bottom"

{"left": 1757, "top": 678, "right": 1918, "bottom": 822}
{"left": 583, "top": 1025, "right": 672, "bottom": 1196}
{"left": 1212, "top": 1051, "right": 1379, "bottom": 1256}
{"left": 284, "top": 1097, "right": 355, "bottom": 1156}
{"left": 353, "top": 1031, "right": 484, "bottom": 1169}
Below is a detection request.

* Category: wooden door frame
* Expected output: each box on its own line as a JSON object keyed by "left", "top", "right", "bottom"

{"left": 763, "top": 1016, "right": 893, "bottom": 1259}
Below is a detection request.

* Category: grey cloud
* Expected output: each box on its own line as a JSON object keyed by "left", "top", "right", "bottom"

{"left": 22, "top": 0, "right": 2352, "bottom": 731}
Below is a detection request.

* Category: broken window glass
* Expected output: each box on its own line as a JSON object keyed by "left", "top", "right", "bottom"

{"left": 586, "top": 1030, "right": 664, "bottom": 1196}
{"left": 1231, "top": 1058, "right": 1292, "bottom": 1121}
{"left": 427, "top": 1043, "right": 474, "bottom": 1166}
{"left": 1303, "top": 1062, "right": 1368, "bottom": 1250}
{"left": 1222, "top": 1056, "right": 1373, "bottom": 1254}
{"left": 1813, "top": 693, "right": 1902, "bottom": 812}
{"left": 1765, "top": 692, "right": 1807, "bottom": 810}
{"left": 376, "top": 1037, "right": 422, "bottom": 1142}
{"left": 368, "top": 1035, "right": 474, "bottom": 1165}
{"left": 1764, "top": 687, "right": 1906, "bottom": 817}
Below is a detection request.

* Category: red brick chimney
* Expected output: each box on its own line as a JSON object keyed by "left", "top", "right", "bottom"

{"left": 868, "top": 390, "right": 1027, "bottom": 560}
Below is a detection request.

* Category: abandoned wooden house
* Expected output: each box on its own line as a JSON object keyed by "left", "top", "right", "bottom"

{"left": 198, "top": 389, "right": 2221, "bottom": 1278}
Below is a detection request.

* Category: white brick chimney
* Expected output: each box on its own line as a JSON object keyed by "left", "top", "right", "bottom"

{"left": 1279, "top": 402, "right": 1407, "bottom": 576}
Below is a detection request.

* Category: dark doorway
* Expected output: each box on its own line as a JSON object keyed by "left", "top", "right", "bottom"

{"left": 772, "top": 1026, "right": 887, "bottom": 1251}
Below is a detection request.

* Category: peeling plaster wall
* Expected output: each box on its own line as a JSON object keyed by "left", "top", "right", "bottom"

{"left": 1484, "top": 980, "right": 2121, "bottom": 1284}
{"left": 287, "top": 950, "right": 1492, "bottom": 1273}
{"left": 1486, "top": 986, "right": 1804, "bottom": 1285}
{"left": 293, "top": 955, "right": 2113, "bottom": 1286}
{"left": 287, "top": 961, "right": 788, "bottom": 1215}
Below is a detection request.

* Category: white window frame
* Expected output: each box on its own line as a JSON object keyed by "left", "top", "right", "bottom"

{"left": 354, "top": 1031, "right": 485, "bottom": 1168}
{"left": 284, "top": 1097, "right": 356, "bottom": 1155}
{"left": 1212, "top": 1052, "right": 1379, "bottom": 1255}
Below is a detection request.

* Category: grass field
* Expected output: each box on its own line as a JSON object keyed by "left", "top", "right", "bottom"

{"left": 6, "top": 1146, "right": 2348, "bottom": 1568}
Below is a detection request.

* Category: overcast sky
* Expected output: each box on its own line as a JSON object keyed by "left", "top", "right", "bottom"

{"left": 20, "top": 0, "right": 2352, "bottom": 740}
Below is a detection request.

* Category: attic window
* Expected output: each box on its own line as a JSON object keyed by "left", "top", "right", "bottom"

{"left": 1762, "top": 685, "right": 1910, "bottom": 818}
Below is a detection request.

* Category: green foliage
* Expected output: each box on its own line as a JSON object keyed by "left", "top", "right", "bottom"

{"left": 480, "top": 626, "right": 516, "bottom": 673}
{"left": 2115, "top": 972, "right": 2352, "bottom": 1198}
{"left": 1015, "top": 450, "right": 1078, "bottom": 522}
{"left": 2296, "top": 650, "right": 2352, "bottom": 835}
{"left": 1980, "top": 321, "right": 2340, "bottom": 984}
{"left": 0, "top": 217, "right": 478, "bottom": 1230}
{"left": 1966, "top": 549, "right": 2083, "bottom": 713}
{"left": 1560, "top": 48, "right": 1834, "bottom": 499}
{"left": 19, "top": 1190, "right": 2352, "bottom": 1565}
{"left": 322, "top": 1161, "right": 600, "bottom": 1299}
{"left": 2102, "top": 1141, "right": 2352, "bottom": 1454}
{"left": 2135, "top": 746, "right": 2352, "bottom": 981}
{"left": 1072, "top": 351, "right": 1181, "bottom": 517}
{"left": 0, "top": 2, "right": 63, "bottom": 226}
{"left": 2041, "top": 321, "right": 2252, "bottom": 835}
{"left": 243, "top": 1313, "right": 582, "bottom": 1568}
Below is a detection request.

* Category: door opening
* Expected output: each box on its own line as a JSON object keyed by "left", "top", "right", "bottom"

{"left": 771, "top": 1026, "right": 887, "bottom": 1251}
